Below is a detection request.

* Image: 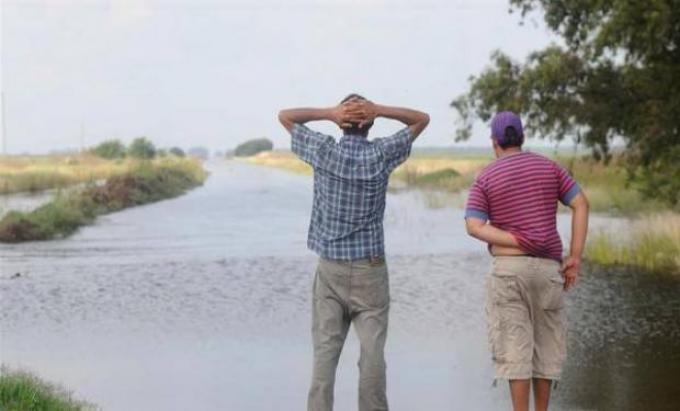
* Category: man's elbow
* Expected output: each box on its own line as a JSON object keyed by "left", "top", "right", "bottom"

{"left": 419, "top": 113, "right": 430, "bottom": 130}
{"left": 277, "top": 110, "right": 287, "bottom": 125}
{"left": 571, "top": 192, "right": 589, "bottom": 212}
{"left": 465, "top": 220, "right": 479, "bottom": 238}
{"left": 278, "top": 110, "right": 293, "bottom": 131}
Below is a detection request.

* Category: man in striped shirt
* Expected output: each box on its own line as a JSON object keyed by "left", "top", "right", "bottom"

{"left": 464, "top": 111, "right": 589, "bottom": 411}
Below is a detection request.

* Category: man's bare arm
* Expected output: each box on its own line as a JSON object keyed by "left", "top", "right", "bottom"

{"left": 561, "top": 191, "right": 589, "bottom": 290}
{"left": 278, "top": 106, "right": 352, "bottom": 133}
{"left": 465, "top": 218, "right": 520, "bottom": 248}
{"left": 345, "top": 101, "right": 430, "bottom": 139}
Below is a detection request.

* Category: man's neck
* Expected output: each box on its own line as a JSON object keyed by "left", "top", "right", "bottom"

{"left": 498, "top": 147, "right": 522, "bottom": 158}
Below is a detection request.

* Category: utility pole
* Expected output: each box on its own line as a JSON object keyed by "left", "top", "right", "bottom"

{"left": 1, "top": 0, "right": 5, "bottom": 155}
{"left": 80, "top": 122, "right": 85, "bottom": 152}
{"left": 1, "top": 91, "right": 6, "bottom": 155}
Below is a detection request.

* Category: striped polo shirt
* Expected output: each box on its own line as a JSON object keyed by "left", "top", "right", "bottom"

{"left": 465, "top": 151, "right": 581, "bottom": 262}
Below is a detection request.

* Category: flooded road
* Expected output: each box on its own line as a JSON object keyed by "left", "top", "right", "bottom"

{"left": 1, "top": 161, "right": 679, "bottom": 411}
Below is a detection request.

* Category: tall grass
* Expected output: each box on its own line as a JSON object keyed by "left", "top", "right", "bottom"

{"left": 557, "top": 156, "right": 671, "bottom": 215}
{"left": 0, "top": 154, "right": 133, "bottom": 195}
{"left": 0, "top": 367, "right": 97, "bottom": 411}
{"left": 587, "top": 213, "right": 680, "bottom": 274}
{"left": 0, "top": 158, "right": 207, "bottom": 243}
{"left": 243, "top": 151, "right": 312, "bottom": 174}
{"left": 244, "top": 151, "right": 489, "bottom": 193}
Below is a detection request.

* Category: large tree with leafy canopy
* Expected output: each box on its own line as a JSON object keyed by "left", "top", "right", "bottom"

{"left": 452, "top": 0, "right": 680, "bottom": 205}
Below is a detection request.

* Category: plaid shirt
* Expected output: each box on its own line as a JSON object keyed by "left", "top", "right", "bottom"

{"left": 291, "top": 123, "right": 413, "bottom": 260}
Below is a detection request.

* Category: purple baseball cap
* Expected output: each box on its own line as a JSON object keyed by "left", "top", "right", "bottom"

{"left": 491, "top": 111, "right": 524, "bottom": 144}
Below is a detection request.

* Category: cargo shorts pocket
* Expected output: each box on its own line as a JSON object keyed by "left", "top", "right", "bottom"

{"left": 486, "top": 274, "right": 525, "bottom": 364}
{"left": 542, "top": 273, "right": 565, "bottom": 310}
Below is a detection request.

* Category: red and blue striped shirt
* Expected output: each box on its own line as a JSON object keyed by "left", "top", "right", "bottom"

{"left": 465, "top": 151, "right": 581, "bottom": 262}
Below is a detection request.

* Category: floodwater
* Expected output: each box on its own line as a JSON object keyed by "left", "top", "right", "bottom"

{"left": 0, "top": 190, "right": 54, "bottom": 218}
{"left": 1, "top": 161, "right": 679, "bottom": 411}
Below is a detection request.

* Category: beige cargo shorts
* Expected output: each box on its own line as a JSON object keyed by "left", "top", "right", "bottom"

{"left": 486, "top": 256, "right": 567, "bottom": 381}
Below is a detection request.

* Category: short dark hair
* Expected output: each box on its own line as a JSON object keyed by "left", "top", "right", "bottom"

{"left": 498, "top": 125, "right": 524, "bottom": 148}
{"left": 340, "top": 93, "right": 373, "bottom": 136}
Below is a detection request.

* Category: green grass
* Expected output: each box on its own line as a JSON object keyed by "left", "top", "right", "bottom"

{"left": 0, "top": 367, "right": 97, "bottom": 411}
{"left": 587, "top": 213, "right": 680, "bottom": 275}
{"left": 396, "top": 167, "right": 476, "bottom": 192}
{"left": 0, "top": 158, "right": 207, "bottom": 243}
{"left": 556, "top": 156, "right": 672, "bottom": 215}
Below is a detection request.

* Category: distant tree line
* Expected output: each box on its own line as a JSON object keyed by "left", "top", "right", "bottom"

{"left": 90, "top": 137, "right": 186, "bottom": 160}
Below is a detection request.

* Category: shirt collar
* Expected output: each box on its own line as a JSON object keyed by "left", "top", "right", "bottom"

{"left": 340, "top": 134, "right": 369, "bottom": 144}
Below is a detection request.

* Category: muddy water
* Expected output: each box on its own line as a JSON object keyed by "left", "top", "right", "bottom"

{"left": 1, "top": 161, "right": 679, "bottom": 411}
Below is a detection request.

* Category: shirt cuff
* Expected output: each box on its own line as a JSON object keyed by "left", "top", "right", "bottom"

{"left": 560, "top": 183, "right": 581, "bottom": 205}
{"left": 464, "top": 208, "right": 489, "bottom": 221}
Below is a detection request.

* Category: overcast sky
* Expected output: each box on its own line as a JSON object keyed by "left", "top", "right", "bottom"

{"left": 1, "top": 0, "right": 557, "bottom": 154}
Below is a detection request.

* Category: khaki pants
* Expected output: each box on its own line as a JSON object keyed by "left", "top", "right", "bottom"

{"left": 486, "top": 256, "right": 567, "bottom": 381}
{"left": 308, "top": 257, "right": 390, "bottom": 411}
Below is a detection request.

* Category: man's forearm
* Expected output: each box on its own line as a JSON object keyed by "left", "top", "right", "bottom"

{"left": 466, "top": 221, "right": 520, "bottom": 247}
{"left": 374, "top": 104, "right": 429, "bottom": 137}
{"left": 278, "top": 107, "right": 335, "bottom": 132}
{"left": 567, "top": 192, "right": 589, "bottom": 258}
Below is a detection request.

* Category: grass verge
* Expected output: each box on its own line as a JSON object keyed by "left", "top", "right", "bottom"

{"left": 0, "top": 367, "right": 97, "bottom": 411}
{"left": 587, "top": 213, "right": 680, "bottom": 275}
{"left": 0, "top": 158, "right": 207, "bottom": 243}
{"left": 0, "top": 154, "right": 138, "bottom": 195}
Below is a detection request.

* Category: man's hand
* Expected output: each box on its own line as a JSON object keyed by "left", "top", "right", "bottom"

{"left": 329, "top": 104, "right": 356, "bottom": 129}
{"left": 343, "top": 99, "right": 378, "bottom": 128}
{"left": 560, "top": 256, "right": 581, "bottom": 291}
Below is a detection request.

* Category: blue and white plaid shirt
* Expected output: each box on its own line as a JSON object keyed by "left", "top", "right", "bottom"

{"left": 291, "top": 123, "right": 413, "bottom": 260}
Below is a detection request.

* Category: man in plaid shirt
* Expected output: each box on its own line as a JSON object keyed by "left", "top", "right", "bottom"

{"left": 279, "top": 94, "right": 429, "bottom": 411}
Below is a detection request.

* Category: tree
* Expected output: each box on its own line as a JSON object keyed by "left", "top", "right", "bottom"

{"left": 128, "top": 137, "right": 156, "bottom": 159}
{"left": 169, "top": 147, "right": 185, "bottom": 157}
{"left": 452, "top": 0, "right": 680, "bottom": 205}
{"left": 90, "top": 139, "right": 126, "bottom": 159}
{"left": 233, "top": 138, "right": 274, "bottom": 157}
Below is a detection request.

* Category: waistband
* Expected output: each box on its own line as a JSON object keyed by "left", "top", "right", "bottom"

{"left": 320, "top": 255, "right": 385, "bottom": 266}
{"left": 493, "top": 255, "right": 560, "bottom": 268}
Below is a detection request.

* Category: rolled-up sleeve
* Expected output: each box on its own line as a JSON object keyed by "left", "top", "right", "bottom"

{"left": 375, "top": 127, "right": 413, "bottom": 172}
{"left": 291, "top": 124, "right": 335, "bottom": 167}
{"left": 555, "top": 164, "right": 581, "bottom": 205}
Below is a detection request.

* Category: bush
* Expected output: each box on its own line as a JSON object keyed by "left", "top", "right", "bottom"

{"left": 90, "top": 140, "right": 126, "bottom": 159}
{"left": 233, "top": 138, "right": 273, "bottom": 157}
{"left": 128, "top": 137, "right": 156, "bottom": 159}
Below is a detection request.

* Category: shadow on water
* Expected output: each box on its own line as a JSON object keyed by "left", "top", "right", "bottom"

{"left": 1, "top": 161, "right": 678, "bottom": 410}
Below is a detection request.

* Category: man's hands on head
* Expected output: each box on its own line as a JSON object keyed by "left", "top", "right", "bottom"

{"left": 278, "top": 98, "right": 429, "bottom": 138}
{"left": 329, "top": 98, "right": 376, "bottom": 130}
{"left": 342, "top": 98, "right": 378, "bottom": 128}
